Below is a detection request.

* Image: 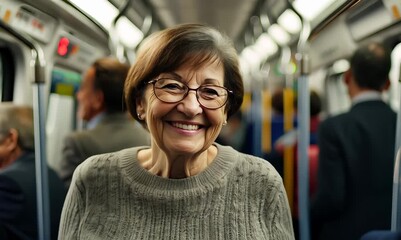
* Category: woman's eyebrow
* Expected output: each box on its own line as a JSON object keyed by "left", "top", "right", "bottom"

{"left": 161, "top": 72, "right": 222, "bottom": 85}
{"left": 203, "top": 78, "right": 221, "bottom": 85}
{"left": 160, "top": 72, "right": 182, "bottom": 80}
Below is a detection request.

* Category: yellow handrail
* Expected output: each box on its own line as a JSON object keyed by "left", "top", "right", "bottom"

{"left": 283, "top": 88, "right": 295, "bottom": 214}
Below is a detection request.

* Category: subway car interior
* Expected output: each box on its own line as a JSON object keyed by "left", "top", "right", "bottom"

{"left": 1, "top": 0, "right": 401, "bottom": 239}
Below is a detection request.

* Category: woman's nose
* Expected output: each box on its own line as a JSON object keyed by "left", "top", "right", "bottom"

{"left": 177, "top": 90, "right": 203, "bottom": 117}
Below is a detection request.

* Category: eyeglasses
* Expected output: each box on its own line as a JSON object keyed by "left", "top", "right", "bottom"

{"left": 147, "top": 78, "right": 232, "bottom": 109}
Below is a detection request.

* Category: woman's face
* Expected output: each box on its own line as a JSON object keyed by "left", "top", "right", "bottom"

{"left": 137, "top": 60, "right": 227, "bottom": 158}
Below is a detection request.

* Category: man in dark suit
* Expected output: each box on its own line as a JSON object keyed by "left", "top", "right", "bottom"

{"left": 57, "top": 57, "right": 150, "bottom": 187}
{"left": 310, "top": 42, "right": 397, "bottom": 240}
{"left": 0, "top": 103, "right": 67, "bottom": 240}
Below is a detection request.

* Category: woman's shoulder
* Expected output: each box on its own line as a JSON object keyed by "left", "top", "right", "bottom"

{"left": 239, "top": 152, "right": 282, "bottom": 181}
{"left": 72, "top": 147, "right": 141, "bottom": 183}
{"left": 217, "top": 144, "right": 282, "bottom": 184}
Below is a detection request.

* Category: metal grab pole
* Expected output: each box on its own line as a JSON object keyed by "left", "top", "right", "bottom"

{"left": 392, "top": 148, "right": 401, "bottom": 231}
{"left": 296, "top": 19, "right": 311, "bottom": 240}
{"left": 32, "top": 76, "right": 50, "bottom": 240}
{"left": 391, "top": 77, "right": 401, "bottom": 231}
{"left": 297, "top": 73, "right": 310, "bottom": 240}
{"left": 0, "top": 20, "right": 50, "bottom": 240}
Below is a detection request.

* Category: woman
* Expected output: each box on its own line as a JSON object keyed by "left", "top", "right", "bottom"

{"left": 58, "top": 23, "right": 294, "bottom": 239}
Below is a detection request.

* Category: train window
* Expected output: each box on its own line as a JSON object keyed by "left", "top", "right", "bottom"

{"left": 0, "top": 47, "right": 15, "bottom": 101}
{"left": 50, "top": 67, "right": 81, "bottom": 96}
{"left": 320, "top": 59, "right": 350, "bottom": 116}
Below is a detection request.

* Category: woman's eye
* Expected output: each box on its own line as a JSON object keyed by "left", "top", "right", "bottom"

{"left": 200, "top": 87, "right": 220, "bottom": 99}
{"left": 157, "top": 80, "right": 187, "bottom": 93}
{"left": 203, "top": 88, "right": 219, "bottom": 95}
{"left": 162, "top": 83, "right": 185, "bottom": 90}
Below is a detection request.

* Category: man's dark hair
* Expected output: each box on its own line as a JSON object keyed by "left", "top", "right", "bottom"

{"left": 350, "top": 42, "right": 391, "bottom": 91}
{"left": 93, "top": 58, "right": 130, "bottom": 112}
{"left": 310, "top": 90, "right": 322, "bottom": 117}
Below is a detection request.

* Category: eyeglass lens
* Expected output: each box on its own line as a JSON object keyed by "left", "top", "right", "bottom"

{"left": 152, "top": 78, "right": 229, "bottom": 109}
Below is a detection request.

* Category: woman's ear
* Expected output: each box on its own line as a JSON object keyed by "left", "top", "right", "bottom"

{"left": 136, "top": 97, "right": 145, "bottom": 120}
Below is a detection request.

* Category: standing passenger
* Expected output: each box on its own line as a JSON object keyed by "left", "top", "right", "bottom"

{"left": 311, "top": 42, "right": 396, "bottom": 240}
{"left": 58, "top": 23, "right": 294, "bottom": 239}
{"left": 0, "top": 103, "right": 66, "bottom": 240}
{"left": 57, "top": 57, "right": 150, "bottom": 187}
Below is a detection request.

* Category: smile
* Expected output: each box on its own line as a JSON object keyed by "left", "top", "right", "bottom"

{"left": 171, "top": 122, "right": 201, "bottom": 130}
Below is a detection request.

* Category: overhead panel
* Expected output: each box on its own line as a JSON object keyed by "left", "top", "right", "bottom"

{"left": 346, "top": 0, "right": 397, "bottom": 41}
{"left": 0, "top": 1, "right": 57, "bottom": 44}
{"left": 148, "top": 0, "right": 258, "bottom": 43}
{"left": 308, "top": 14, "right": 357, "bottom": 71}
{"left": 109, "top": 0, "right": 151, "bottom": 31}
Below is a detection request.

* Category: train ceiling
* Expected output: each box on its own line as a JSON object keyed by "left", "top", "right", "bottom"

{"left": 147, "top": 0, "right": 260, "bottom": 49}
{"left": 106, "top": 0, "right": 342, "bottom": 51}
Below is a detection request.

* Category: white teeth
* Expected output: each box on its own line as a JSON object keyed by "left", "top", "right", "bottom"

{"left": 172, "top": 122, "right": 199, "bottom": 130}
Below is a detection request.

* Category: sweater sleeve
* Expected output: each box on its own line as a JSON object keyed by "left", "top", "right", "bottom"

{"left": 58, "top": 163, "right": 86, "bottom": 239}
{"left": 266, "top": 174, "right": 295, "bottom": 240}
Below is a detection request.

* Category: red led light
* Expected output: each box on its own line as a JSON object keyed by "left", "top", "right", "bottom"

{"left": 57, "top": 37, "right": 70, "bottom": 56}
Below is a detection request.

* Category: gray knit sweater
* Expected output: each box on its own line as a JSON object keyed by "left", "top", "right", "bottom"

{"left": 58, "top": 144, "right": 294, "bottom": 239}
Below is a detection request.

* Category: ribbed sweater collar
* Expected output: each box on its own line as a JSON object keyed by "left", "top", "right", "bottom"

{"left": 119, "top": 143, "right": 237, "bottom": 191}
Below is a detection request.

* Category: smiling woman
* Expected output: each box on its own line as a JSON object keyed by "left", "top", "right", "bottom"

{"left": 58, "top": 23, "right": 295, "bottom": 240}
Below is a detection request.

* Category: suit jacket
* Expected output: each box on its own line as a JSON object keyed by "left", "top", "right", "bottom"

{"left": 0, "top": 152, "right": 67, "bottom": 240}
{"left": 58, "top": 113, "right": 150, "bottom": 187}
{"left": 311, "top": 100, "right": 397, "bottom": 240}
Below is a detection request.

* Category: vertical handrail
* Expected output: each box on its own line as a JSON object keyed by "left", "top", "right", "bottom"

{"left": 391, "top": 76, "right": 401, "bottom": 231}
{"left": 296, "top": 19, "right": 311, "bottom": 240}
{"left": 392, "top": 147, "right": 401, "bottom": 231}
{"left": 0, "top": 20, "right": 50, "bottom": 240}
{"left": 283, "top": 87, "right": 295, "bottom": 213}
{"left": 252, "top": 88, "right": 263, "bottom": 157}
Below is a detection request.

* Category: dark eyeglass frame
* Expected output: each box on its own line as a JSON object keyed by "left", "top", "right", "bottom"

{"left": 147, "top": 78, "right": 233, "bottom": 110}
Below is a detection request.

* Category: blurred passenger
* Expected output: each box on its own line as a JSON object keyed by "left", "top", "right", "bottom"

{"left": 58, "top": 24, "right": 294, "bottom": 239}
{"left": 266, "top": 88, "right": 297, "bottom": 176}
{"left": 271, "top": 88, "right": 294, "bottom": 145}
{"left": 0, "top": 103, "right": 66, "bottom": 240}
{"left": 57, "top": 57, "right": 150, "bottom": 187}
{"left": 268, "top": 89, "right": 322, "bottom": 177}
{"left": 274, "top": 89, "right": 322, "bottom": 150}
{"left": 311, "top": 42, "right": 396, "bottom": 240}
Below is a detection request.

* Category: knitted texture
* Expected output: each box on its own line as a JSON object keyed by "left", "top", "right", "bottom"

{"left": 58, "top": 144, "right": 294, "bottom": 239}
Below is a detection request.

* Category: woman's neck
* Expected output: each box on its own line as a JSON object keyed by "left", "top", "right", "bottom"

{"left": 137, "top": 145, "right": 217, "bottom": 179}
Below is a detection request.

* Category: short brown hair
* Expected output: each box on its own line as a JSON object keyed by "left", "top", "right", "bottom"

{"left": 125, "top": 23, "right": 244, "bottom": 125}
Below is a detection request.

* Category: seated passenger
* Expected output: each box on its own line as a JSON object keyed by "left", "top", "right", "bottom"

{"left": 57, "top": 57, "right": 150, "bottom": 187}
{"left": 0, "top": 103, "right": 67, "bottom": 240}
